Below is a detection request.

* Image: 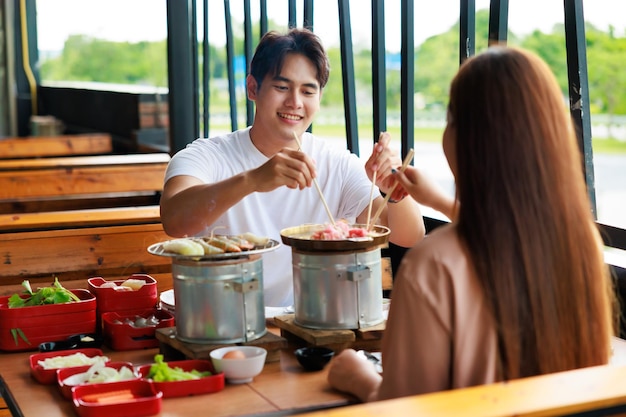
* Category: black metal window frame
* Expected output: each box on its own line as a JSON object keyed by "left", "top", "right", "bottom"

{"left": 14, "top": 0, "right": 626, "bottom": 252}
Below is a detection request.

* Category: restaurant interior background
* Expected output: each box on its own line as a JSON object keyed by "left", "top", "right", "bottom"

{"left": 2, "top": 0, "right": 626, "bottom": 329}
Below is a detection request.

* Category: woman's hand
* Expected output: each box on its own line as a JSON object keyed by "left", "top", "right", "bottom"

{"left": 393, "top": 166, "right": 457, "bottom": 221}
{"left": 327, "top": 349, "right": 382, "bottom": 402}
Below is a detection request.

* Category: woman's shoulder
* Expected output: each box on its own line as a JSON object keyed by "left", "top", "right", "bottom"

{"left": 399, "top": 223, "right": 471, "bottom": 284}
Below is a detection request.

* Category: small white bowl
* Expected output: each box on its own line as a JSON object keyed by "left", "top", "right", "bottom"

{"left": 209, "top": 346, "right": 267, "bottom": 384}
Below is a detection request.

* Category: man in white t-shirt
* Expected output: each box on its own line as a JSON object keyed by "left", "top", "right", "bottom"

{"left": 160, "top": 28, "right": 425, "bottom": 307}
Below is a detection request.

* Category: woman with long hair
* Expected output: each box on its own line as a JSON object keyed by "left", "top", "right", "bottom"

{"left": 327, "top": 46, "right": 617, "bottom": 401}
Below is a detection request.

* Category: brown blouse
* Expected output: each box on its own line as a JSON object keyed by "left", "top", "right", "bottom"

{"left": 377, "top": 223, "right": 499, "bottom": 400}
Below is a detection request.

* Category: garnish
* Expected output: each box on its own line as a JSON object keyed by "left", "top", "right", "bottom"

{"left": 147, "top": 354, "right": 211, "bottom": 382}
{"left": 8, "top": 277, "right": 80, "bottom": 308}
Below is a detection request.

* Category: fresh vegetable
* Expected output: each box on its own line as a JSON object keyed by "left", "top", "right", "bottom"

{"left": 147, "top": 354, "right": 211, "bottom": 382}
{"left": 38, "top": 352, "right": 109, "bottom": 370}
{"left": 10, "top": 328, "right": 30, "bottom": 346}
{"left": 8, "top": 277, "right": 80, "bottom": 308}
{"left": 161, "top": 239, "right": 205, "bottom": 256}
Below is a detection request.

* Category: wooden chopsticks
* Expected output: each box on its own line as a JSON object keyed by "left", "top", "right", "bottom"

{"left": 368, "top": 148, "right": 414, "bottom": 229}
{"left": 292, "top": 132, "right": 336, "bottom": 225}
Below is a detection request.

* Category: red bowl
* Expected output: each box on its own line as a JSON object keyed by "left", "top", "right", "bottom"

{"left": 30, "top": 348, "right": 109, "bottom": 385}
{"left": 72, "top": 379, "right": 162, "bottom": 417}
{"left": 57, "top": 361, "right": 137, "bottom": 400}
{"left": 88, "top": 275, "right": 158, "bottom": 312}
{"left": 136, "top": 359, "right": 224, "bottom": 398}
{"left": 0, "top": 289, "right": 96, "bottom": 352}
{"left": 102, "top": 308, "right": 175, "bottom": 351}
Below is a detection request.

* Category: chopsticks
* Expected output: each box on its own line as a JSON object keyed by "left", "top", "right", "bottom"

{"left": 369, "top": 148, "right": 414, "bottom": 229}
{"left": 365, "top": 170, "right": 377, "bottom": 229}
{"left": 292, "top": 132, "right": 336, "bottom": 225}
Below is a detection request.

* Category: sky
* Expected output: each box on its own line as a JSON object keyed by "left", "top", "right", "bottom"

{"left": 35, "top": 0, "right": 626, "bottom": 52}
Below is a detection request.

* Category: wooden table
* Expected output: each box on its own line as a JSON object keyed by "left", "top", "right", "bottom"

{"left": 0, "top": 330, "right": 354, "bottom": 417}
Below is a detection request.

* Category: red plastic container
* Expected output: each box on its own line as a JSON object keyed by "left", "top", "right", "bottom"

{"left": 87, "top": 274, "right": 158, "bottom": 330}
{"left": 0, "top": 289, "right": 96, "bottom": 352}
{"left": 57, "top": 361, "right": 137, "bottom": 400}
{"left": 136, "top": 359, "right": 225, "bottom": 398}
{"left": 30, "top": 348, "right": 109, "bottom": 385}
{"left": 102, "top": 308, "right": 175, "bottom": 350}
{"left": 72, "top": 379, "right": 162, "bottom": 417}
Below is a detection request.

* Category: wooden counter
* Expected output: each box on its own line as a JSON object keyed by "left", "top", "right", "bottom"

{"left": 0, "top": 334, "right": 354, "bottom": 417}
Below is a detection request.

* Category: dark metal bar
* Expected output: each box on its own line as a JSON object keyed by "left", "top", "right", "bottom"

{"left": 400, "top": 0, "right": 414, "bottom": 157}
{"left": 372, "top": 0, "right": 387, "bottom": 143}
{"left": 338, "top": 0, "right": 359, "bottom": 155}
{"left": 224, "top": 0, "right": 238, "bottom": 132}
{"left": 288, "top": 0, "right": 297, "bottom": 28}
{"left": 303, "top": 0, "right": 314, "bottom": 30}
{"left": 166, "top": 0, "right": 199, "bottom": 153}
{"left": 488, "top": 0, "right": 509, "bottom": 45}
{"left": 459, "top": 0, "right": 476, "bottom": 64}
{"left": 202, "top": 0, "right": 210, "bottom": 137}
{"left": 564, "top": 0, "right": 597, "bottom": 217}
{"left": 244, "top": 0, "right": 254, "bottom": 126}
{"left": 260, "top": 0, "right": 268, "bottom": 36}
{"left": 191, "top": 0, "right": 199, "bottom": 136}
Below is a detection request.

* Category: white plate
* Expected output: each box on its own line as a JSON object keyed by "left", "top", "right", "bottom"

{"left": 264, "top": 306, "right": 294, "bottom": 318}
{"left": 160, "top": 289, "right": 175, "bottom": 307}
{"left": 147, "top": 237, "right": 281, "bottom": 261}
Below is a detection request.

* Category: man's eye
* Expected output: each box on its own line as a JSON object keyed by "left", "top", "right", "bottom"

{"left": 275, "top": 85, "right": 288, "bottom": 91}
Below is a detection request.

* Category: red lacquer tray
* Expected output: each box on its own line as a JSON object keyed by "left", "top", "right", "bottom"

{"left": 72, "top": 379, "right": 162, "bottom": 417}
{"left": 30, "top": 348, "right": 109, "bottom": 385}
{"left": 57, "top": 361, "right": 137, "bottom": 400}
{"left": 136, "top": 359, "right": 224, "bottom": 398}
{"left": 102, "top": 308, "right": 175, "bottom": 350}
{"left": 0, "top": 289, "right": 96, "bottom": 352}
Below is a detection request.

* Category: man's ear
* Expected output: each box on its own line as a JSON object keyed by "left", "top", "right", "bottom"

{"left": 246, "top": 74, "right": 258, "bottom": 100}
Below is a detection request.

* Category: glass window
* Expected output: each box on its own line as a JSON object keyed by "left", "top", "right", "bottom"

{"left": 35, "top": 0, "right": 168, "bottom": 89}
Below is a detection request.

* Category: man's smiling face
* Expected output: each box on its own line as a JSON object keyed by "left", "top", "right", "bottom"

{"left": 247, "top": 53, "right": 322, "bottom": 146}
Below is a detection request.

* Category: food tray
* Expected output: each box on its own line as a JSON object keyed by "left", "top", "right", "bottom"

{"left": 72, "top": 379, "right": 162, "bottom": 417}
{"left": 136, "top": 359, "right": 224, "bottom": 398}
{"left": 57, "top": 361, "right": 137, "bottom": 400}
{"left": 102, "top": 308, "right": 175, "bottom": 350}
{"left": 280, "top": 224, "right": 390, "bottom": 251}
{"left": 0, "top": 289, "right": 96, "bottom": 352}
{"left": 30, "top": 348, "right": 109, "bottom": 385}
{"left": 147, "top": 236, "right": 281, "bottom": 261}
{"left": 88, "top": 274, "right": 158, "bottom": 312}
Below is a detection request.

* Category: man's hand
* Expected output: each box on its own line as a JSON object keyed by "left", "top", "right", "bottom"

{"left": 251, "top": 148, "right": 317, "bottom": 192}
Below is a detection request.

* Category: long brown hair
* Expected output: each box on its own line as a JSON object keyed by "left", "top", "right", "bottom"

{"left": 451, "top": 46, "right": 616, "bottom": 379}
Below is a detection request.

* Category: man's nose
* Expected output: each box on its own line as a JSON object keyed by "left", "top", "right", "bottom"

{"left": 285, "top": 91, "right": 303, "bottom": 108}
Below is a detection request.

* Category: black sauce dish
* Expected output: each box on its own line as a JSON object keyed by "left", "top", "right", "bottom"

{"left": 38, "top": 333, "right": 103, "bottom": 352}
{"left": 294, "top": 347, "right": 335, "bottom": 371}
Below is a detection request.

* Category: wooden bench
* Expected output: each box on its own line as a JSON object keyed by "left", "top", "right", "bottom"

{"left": 0, "top": 153, "right": 170, "bottom": 214}
{"left": 297, "top": 363, "right": 626, "bottom": 417}
{"left": 0, "top": 152, "right": 173, "bottom": 293}
{"left": 0, "top": 133, "right": 112, "bottom": 159}
{"left": 0, "top": 222, "right": 173, "bottom": 297}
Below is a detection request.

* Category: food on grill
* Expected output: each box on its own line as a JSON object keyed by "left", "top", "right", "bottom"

{"left": 310, "top": 221, "right": 370, "bottom": 240}
{"left": 161, "top": 238, "right": 205, "bottom": 256}
{"left": 159, "top": 234, "right": 269, "bottom": 256}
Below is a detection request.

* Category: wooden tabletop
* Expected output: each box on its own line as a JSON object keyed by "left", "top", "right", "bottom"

{"left": 0, "top": 334, "right": 354, "bottom": 417}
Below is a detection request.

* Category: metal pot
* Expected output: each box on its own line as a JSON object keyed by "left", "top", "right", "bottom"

{"left": 281, "top": 224, "right": 390, "bottom": 330}
{"left": 172, "top": 255, "right": 266, "bottom": 344}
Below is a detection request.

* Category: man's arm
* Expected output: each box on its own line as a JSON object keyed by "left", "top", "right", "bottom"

{"left": 160, "top": 148, "right": 317, "bottom": 237}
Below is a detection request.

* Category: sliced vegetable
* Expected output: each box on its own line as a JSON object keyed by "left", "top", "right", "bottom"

{"left": 147, "top": 354, "right": 211, "bottom": 382}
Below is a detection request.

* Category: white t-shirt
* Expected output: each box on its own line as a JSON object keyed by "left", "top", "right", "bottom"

{"left": 164, "top": 127, "right": 375, "bottom": 307}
